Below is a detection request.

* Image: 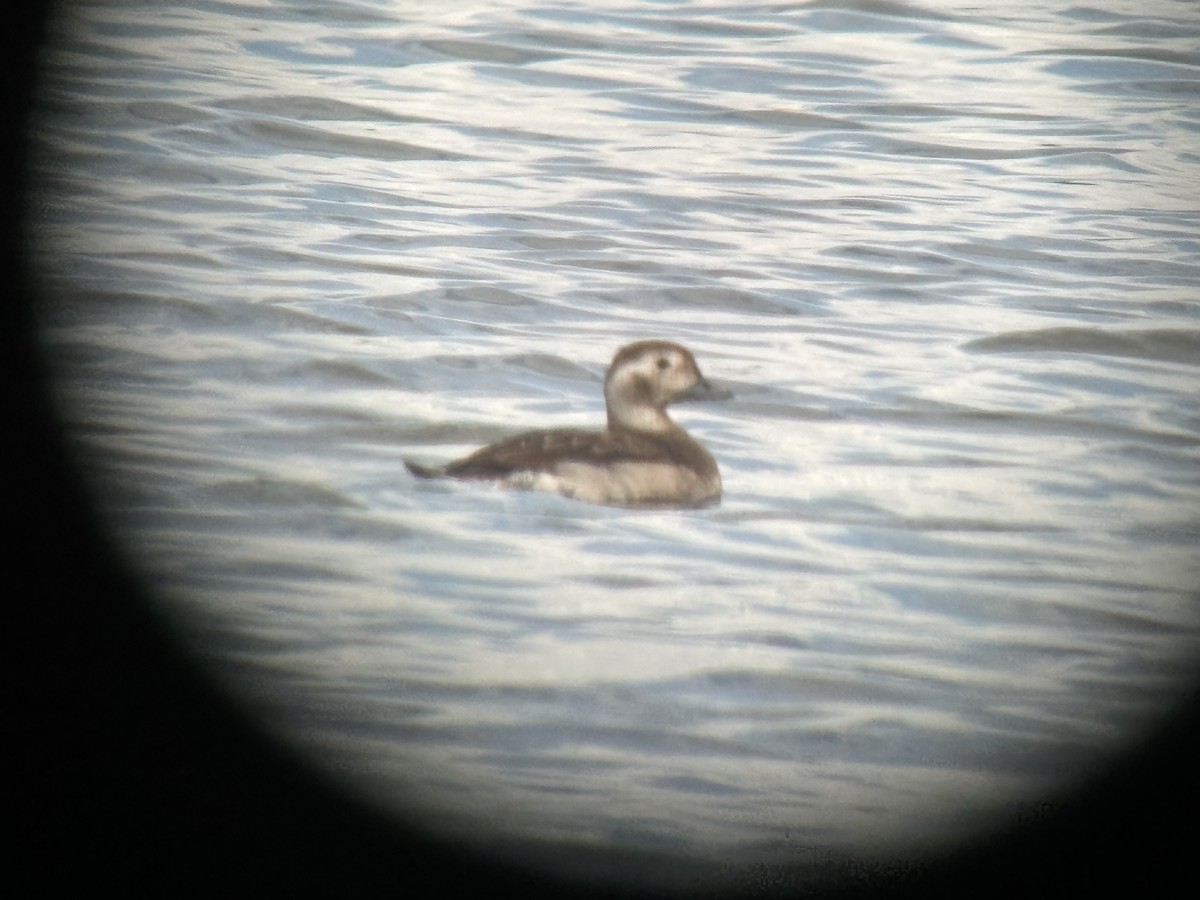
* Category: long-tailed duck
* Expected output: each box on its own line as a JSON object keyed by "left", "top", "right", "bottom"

{"left": 405, "top": 340, "right": 723, "bottom": 508}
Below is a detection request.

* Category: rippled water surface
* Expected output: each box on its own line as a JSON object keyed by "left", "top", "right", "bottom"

{"left": 29, "top": 0, "right": 1200, "bottom": 891}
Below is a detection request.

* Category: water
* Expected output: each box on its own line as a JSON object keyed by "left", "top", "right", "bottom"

{"left": 28, "top": 0, "right": 1200, "bottom": 891}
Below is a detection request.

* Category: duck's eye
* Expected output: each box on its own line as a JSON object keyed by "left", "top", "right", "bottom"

{"left": 656, "top": 356, "right": 671, "bottom": 370}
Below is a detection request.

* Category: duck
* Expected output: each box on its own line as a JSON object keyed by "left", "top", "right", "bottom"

{"left": 405, "top": 340, "right": 723, "bottom": 508}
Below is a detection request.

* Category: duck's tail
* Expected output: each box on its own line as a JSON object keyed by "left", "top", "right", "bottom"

{"left": 404, "top": 459, "right": 444, "bottom": 479}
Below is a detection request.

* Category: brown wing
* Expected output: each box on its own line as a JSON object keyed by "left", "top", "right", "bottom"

{"left": 442, "top": 428, "right": 666, "bottom": 478}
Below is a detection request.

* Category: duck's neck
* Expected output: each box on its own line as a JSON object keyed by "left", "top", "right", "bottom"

{"left": 608, "top": 403, "right": 677, "bottom": 435}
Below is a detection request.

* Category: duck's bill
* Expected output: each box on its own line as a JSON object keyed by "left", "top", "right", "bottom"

{"left": 677, "top": 378, "right": 733, "bottom": 402}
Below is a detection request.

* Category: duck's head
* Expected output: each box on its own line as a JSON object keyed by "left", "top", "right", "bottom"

{"left": 603, "top": 340, "right": 719, "bottom": 432}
